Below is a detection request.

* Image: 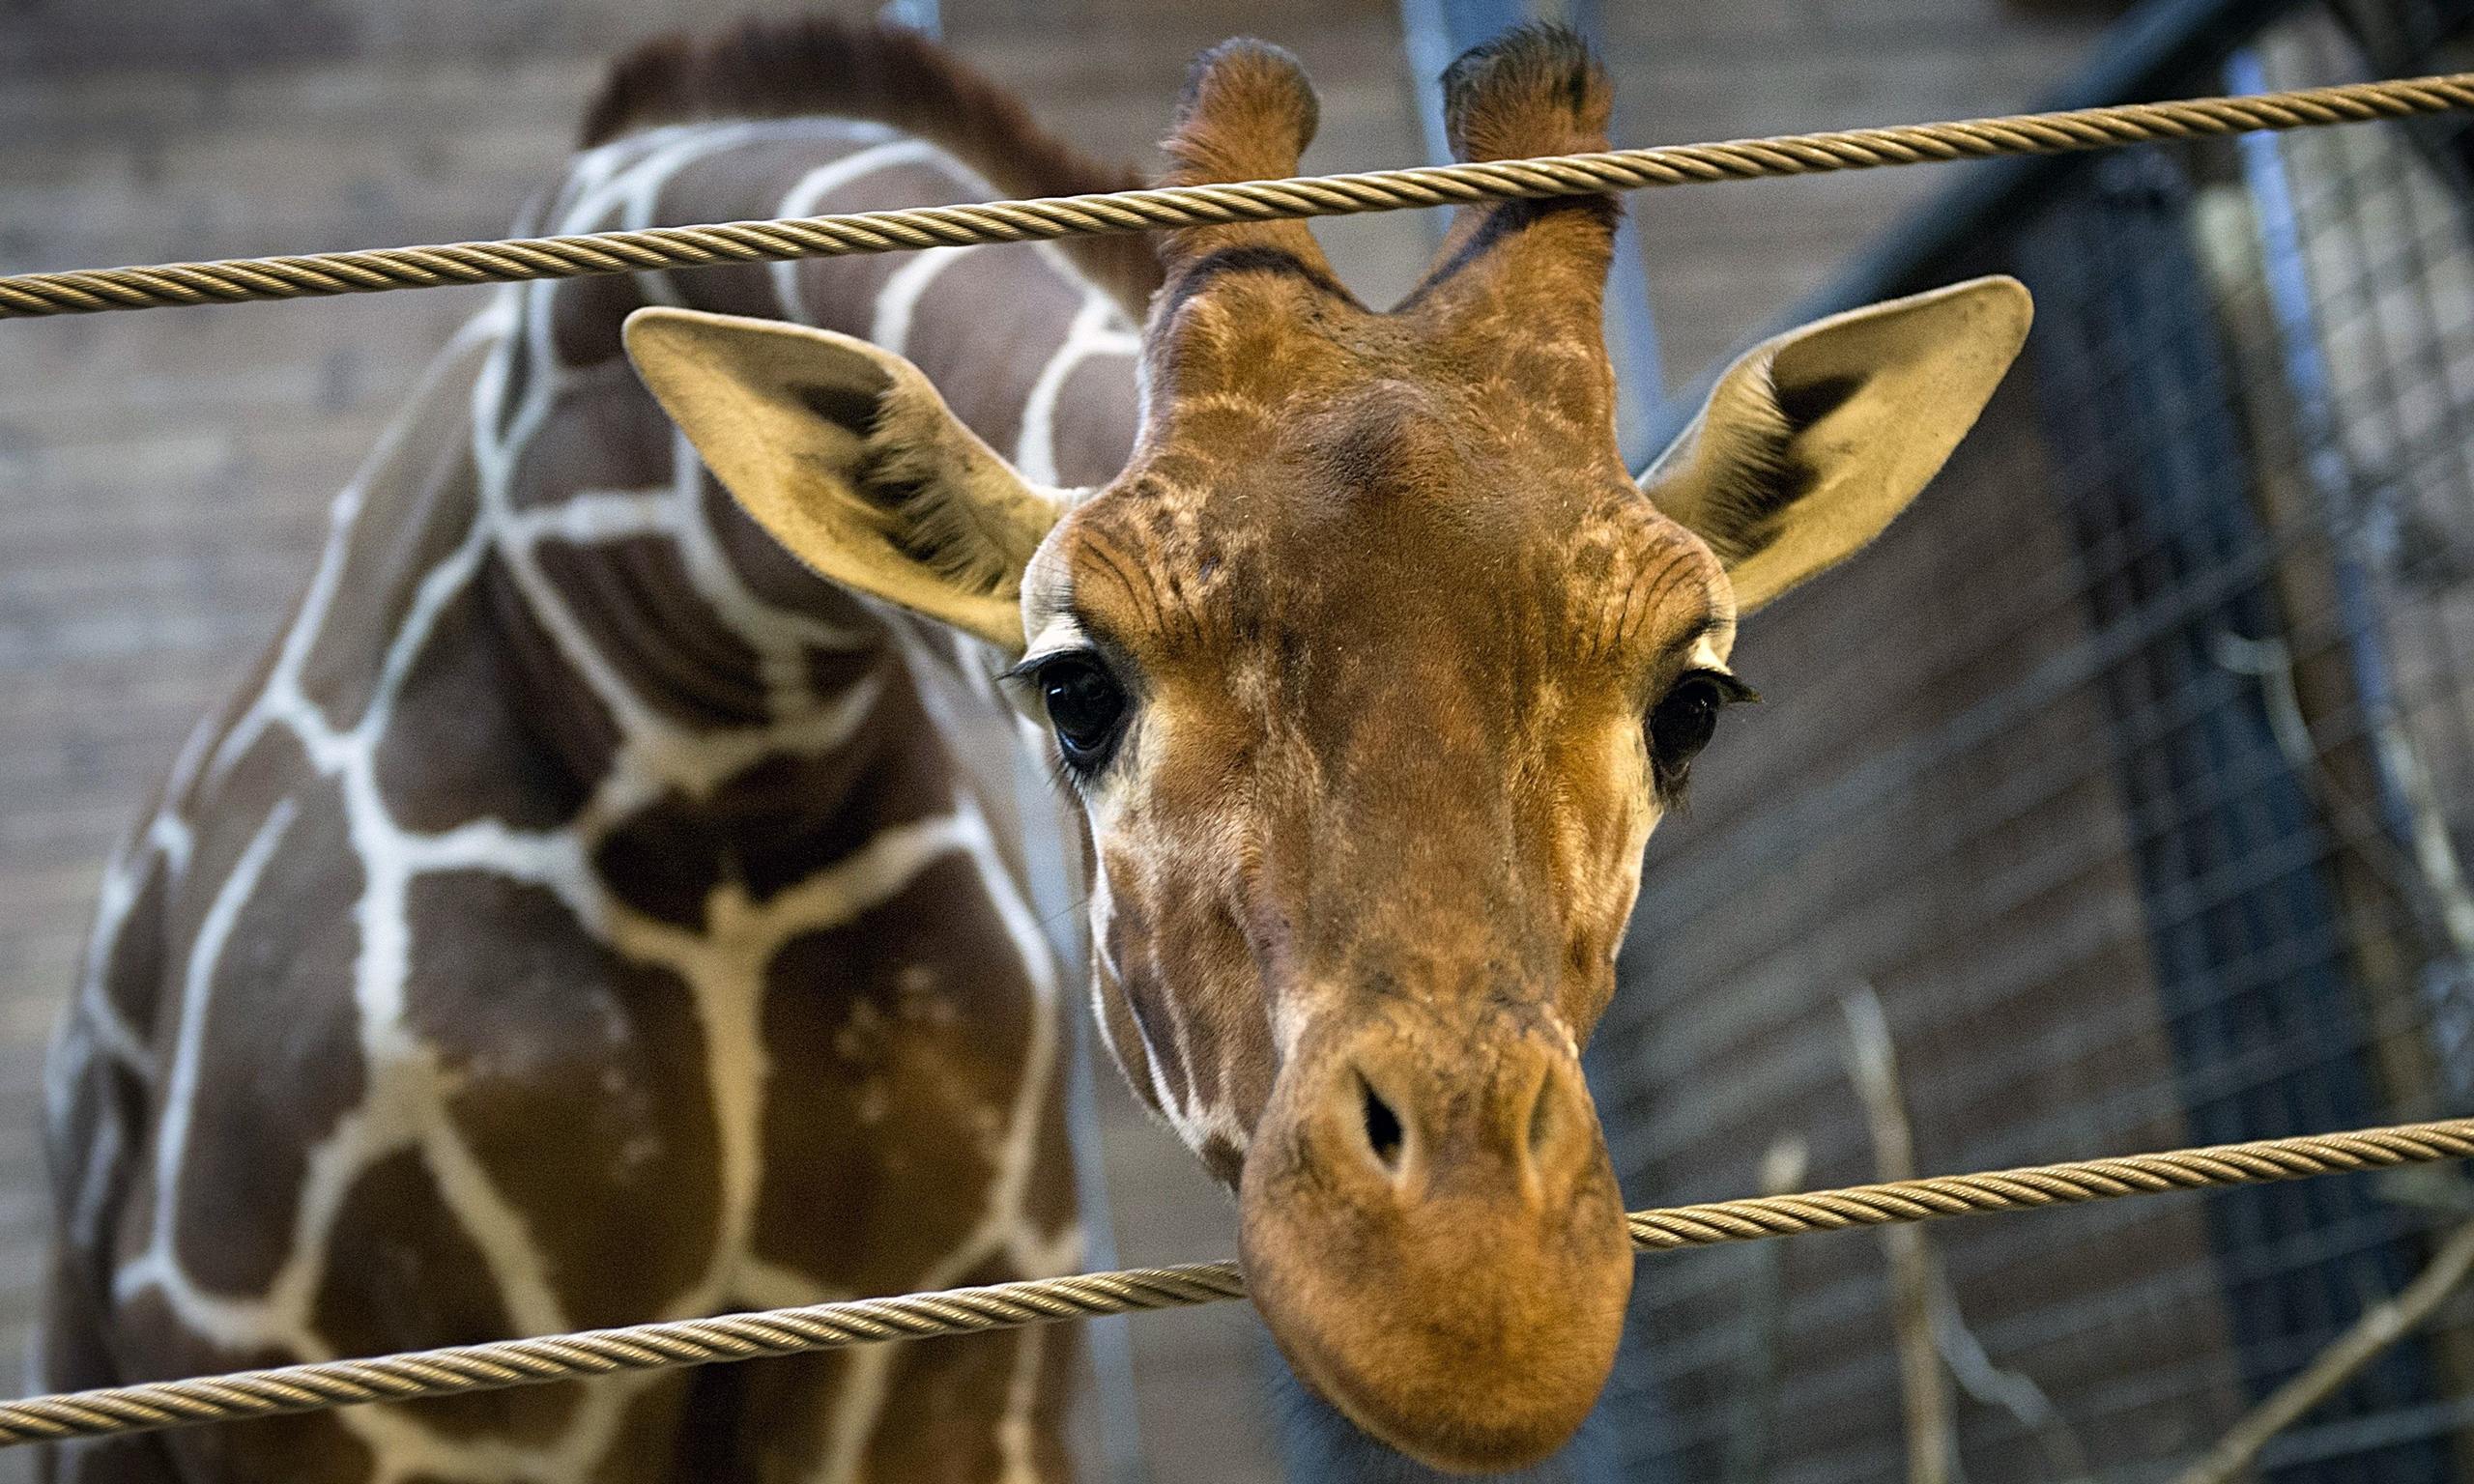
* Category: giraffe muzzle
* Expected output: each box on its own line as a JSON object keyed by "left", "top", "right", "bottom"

{"left": 1236, "top": 1013, "right": 1632, "bottom": 1473}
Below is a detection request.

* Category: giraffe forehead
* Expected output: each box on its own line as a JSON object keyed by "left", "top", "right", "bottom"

{"left": 1144, "top": 254, "right": 1623, "bottom": 435}
{"left": 1050, "top": 470, "right": 1723, "bottom": 682}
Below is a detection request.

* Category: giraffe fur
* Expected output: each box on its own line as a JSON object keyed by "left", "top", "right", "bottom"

{"left": 43, "top": 26, "right": 1143, "bottom": 1484}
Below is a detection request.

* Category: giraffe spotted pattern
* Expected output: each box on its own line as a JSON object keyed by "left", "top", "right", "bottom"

{"left": 42, "top": 104, "right": 1140, "bottom": 1484}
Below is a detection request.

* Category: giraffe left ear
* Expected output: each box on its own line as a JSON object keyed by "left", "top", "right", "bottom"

{"left": 623, "top": 305, "right": 1070, "bottom": 652}
{"left": 1639, "top": 275, "right": 2032, "bottom": 614}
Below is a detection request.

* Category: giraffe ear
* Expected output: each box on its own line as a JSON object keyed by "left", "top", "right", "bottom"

{"left": 1639, "top": 275, "right": 2032, "bottom": 614}
{"left": 623, "top": 305, "right": 1069, "bottom": 652}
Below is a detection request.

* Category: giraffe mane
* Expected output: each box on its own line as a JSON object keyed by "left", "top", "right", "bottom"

{"left": 582, "top": 16, "right": 1164, "bottom": 317}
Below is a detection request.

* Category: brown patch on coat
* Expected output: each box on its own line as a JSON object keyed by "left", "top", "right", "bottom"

{"left": 655, "top": 148, "right": 959, "bottom": 332}
{"left": 506, "top": 360, "right": 679, "bottom": 512}
{"left": 748, "top": 853, "right": 1053, "bottom": 1291}
{"left": 34, "top": 1242, "right": 184, "bottom": 1484}
{"left": 375, "top": 556, "right": 597, "bottom": 833}
{"left": 42, "top": 1042, "right": 146, "bottom": 1284}
{"left": 170, "top": 763, "right": 367, "bottom": 1298}
{"left": 102, "top": 1287, "right": 377, "bottom": 1484}
{"left": 298, "top": 398, "right": 484, "bottom": 736}
{"left": 97, "top": 851, "right": 172, "bottom": 1044}
{"left": 601, "top": 1369, "right": 717, "bottom": 1482}
{"left": 1020, "top": 1045, "right": 1085, "bottom": 1243}
{"left": 1052, "top": 354, "right": 1143, "bottom": 486}
{"left": 400, "top": 870, "right": 724, "bottom": 1331}
{"left": 859, "top": 1281, "right": 1073, "bottom": 1481}
{"left": 698, "top": 475, "right": 865, "bottom": 625}
{"left": 311, "top": 1145, "right": 581, "bottom": 1441}
{"left": 590, "top": 661, "right": 968, "bottom": 930}
{"left": 532, "top": 533, "right": 772, "bottom": 729}
{"left": 895, "top": 249, "right": 1088, "bottom": 458}
{"left": 549, "top": 270, "right": 649, "bottom": 373}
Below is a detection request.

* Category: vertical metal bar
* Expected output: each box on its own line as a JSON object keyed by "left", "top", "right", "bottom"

{"left": 1555, "top": 0, "right": 1668, "bottom": 470}
{"left": 1636, "top": 0, "right": 2320, "bottom": 460}
{"left": 1399, "top": 0, "right": 1460, "bottom": 169}
{"left": 891, "top": 5, "right": 1134, "bottom": 1472}
{"left": 875, "top": 0, "right": 943, "bottom": 40}
{"left": 1397, "top": 0, "right": 1666, "bottom": 467}
{"left": 2224, "top": 48, "right": 2471, "bottom": 1098}
{"left": 1010, "top": 739, "right": 1149, "bottom": 1484}
{"left": 2013, "top": 133, "right": 2448, "bottom": 1484}
{"left": 2227, "top": 45, "right": 2423, "bottom": 872}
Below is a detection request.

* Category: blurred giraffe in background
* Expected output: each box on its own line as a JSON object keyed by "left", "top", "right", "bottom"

{"left": 42, "top": 23, "right": 1154, "bottom": 1481}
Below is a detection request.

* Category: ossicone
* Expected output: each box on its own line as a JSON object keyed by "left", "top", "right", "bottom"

{"left": 1155, "top": 39, "right": 1338, "bottom": 280}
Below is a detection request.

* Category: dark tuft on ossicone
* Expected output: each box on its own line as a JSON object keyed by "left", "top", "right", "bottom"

{"left": 1439, "top": 22, "right": 1612, "bottom": 162}
{"left": 1163, "top": 39, "right": 1321, "bottom": 185}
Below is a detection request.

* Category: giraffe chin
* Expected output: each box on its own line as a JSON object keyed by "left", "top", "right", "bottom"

{"left": 1233, "top": 1046, "right": 1634, "bottom": 1474}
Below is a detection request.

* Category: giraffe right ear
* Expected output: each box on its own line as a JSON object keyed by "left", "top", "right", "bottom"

{"left": 1639, "top": 276, "right": 2031, "bottom": 614}
{"left": 623, "top": 305, "right": 1070, "bottom": 652}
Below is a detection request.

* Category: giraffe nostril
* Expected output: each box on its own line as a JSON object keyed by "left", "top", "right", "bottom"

{"left": 1357, "top": 1071, "right": 1404, "bottom": 1175}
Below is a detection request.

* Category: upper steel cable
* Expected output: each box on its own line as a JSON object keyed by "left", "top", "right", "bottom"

{"left": 3, "top": 73, "right": 2473, "bottom": 318}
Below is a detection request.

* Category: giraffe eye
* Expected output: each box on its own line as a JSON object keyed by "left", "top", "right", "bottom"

{"left": 1035, "top": 653, "right": 1130, "bottom": 771}
{"left": 1648, "top": 670, "right": 1757, "bottom": 787}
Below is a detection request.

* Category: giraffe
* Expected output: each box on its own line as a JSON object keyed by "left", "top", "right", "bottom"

{"left": 626, "top": 22, "right": 2032, "bottom": 1477}
{"left": 37, "top": 17, "right": 2034, "bottom": 1484}
{"left": 39, "top": 21, "right": 1162, "bottom": 1484}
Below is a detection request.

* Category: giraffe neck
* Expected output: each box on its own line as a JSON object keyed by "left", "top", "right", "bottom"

{"left": 470, "top": 117, "right": 1141, "bottom": 891}
{"left": 43, "top": 112, "right": 1141, "bottom": 1482}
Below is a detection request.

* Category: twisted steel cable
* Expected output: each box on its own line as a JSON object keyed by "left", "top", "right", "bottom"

{"left": 1624, "top": 1119, "right": 2474, "bottom": 1248}
{"left": 5, "top": 73, "right": 2474, "bottom": 319}
{"left": 2, "top": 1118, "right": 2468, "bottom": 1448}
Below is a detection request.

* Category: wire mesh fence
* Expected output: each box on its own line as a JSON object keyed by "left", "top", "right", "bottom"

{"left": 1592, "top": 0, "right": 2474, "bottom": 1479}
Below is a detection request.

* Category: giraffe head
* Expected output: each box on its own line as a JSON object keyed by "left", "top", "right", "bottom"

{"left": 625, "top": 24, "right": 2028, "bottom": 1472}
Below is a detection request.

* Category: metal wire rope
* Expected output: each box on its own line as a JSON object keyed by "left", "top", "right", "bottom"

{"left": 5, "top": 73, "right": 2474, "bottom": 318}
{"left": 0, "top": 1118, "right": 2466, "bottom": 1448}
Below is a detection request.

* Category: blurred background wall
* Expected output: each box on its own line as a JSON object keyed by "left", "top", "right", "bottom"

{"left": 0, "top": 0, "right": 2205, "bottom": 1480}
